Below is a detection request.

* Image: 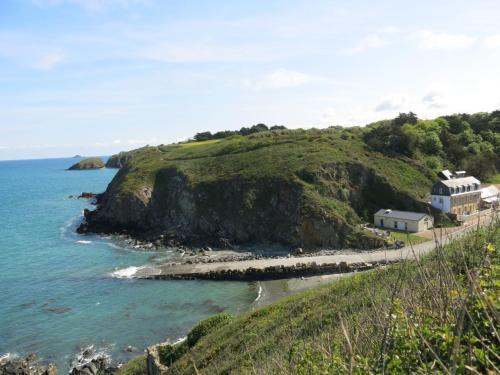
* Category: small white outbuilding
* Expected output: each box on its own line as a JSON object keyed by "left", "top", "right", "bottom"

{"left": 481, "top": 185, "right": 499, "bottom": 208}
{"left": 374, "top": 209, "right": 433, "bottom": 233}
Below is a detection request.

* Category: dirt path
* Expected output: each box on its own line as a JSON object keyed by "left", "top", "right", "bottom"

{"left": 133, "top": 212, "right": 497, "bottom": 280}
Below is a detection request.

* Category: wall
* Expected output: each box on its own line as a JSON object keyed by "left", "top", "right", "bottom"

{"left": 374, "top": 215, "right": 432, "bottom": 233}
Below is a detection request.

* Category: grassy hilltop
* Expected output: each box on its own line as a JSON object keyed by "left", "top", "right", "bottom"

{"left": 81, "top": 111, "right": 499, "bottom": 249}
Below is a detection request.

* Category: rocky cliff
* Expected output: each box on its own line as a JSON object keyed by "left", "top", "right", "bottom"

{"left": 78, "top": 129, "right": 436, "bottom": 250}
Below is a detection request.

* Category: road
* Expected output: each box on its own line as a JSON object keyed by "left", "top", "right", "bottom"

{"left": 133, "top": 211, "right": 497, "bottom": 279}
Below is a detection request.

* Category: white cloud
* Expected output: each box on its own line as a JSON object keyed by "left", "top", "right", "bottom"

{"left": 374, "top": 95, "right": 408, "bottom": 112}
{"left": 0, "top": 32, "right": 66, "bottom": 70}
{"left": 422, "top": 90, "right": 446, "bottom": 109}
{"left": 30, "top": 51, "right": 66, "bottom": 70}
{"left": 341, "top": 34, "right": 387, "bottom": 55}
{"left": 242, "top": 69, "right": 318, "bottom": 90}
{"left": 413, "top": 30, "right": 476, "bottom": 50}
{"left": 483, "top": 34, "right": 500, "bottom": 48}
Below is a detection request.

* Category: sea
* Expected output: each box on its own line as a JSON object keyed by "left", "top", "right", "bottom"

{"left": 0, "top": 157, "right": 257, "bottom": 370}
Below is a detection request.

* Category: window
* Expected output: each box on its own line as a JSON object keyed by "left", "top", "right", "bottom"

{"left": 380, "top": 219, "right": 384, "bottom": 227}
{"left": 439, "top": 197, "right": 443, "bottom": 204}
{"left": 467, "top": 185, "right": 471, "bottom": 192}
{"left": 404, "top": 222, "right": 408, "bottom": 231}
{"left": 394, "top": 221, "right": 398, "bottom": 229}
{"left": 450, "top": 188, "right": 454, "bottom": 194}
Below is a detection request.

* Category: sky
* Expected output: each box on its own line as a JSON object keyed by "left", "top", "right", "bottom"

{"left": 1, "top": 0, "right": 500, "bottom": 160}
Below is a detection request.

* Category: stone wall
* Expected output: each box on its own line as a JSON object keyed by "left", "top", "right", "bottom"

{"left": 146, "top": 343, "right": 169, "bottom": 375}
{"left": 142, "top": 260, "right": 399, "bottom": 281}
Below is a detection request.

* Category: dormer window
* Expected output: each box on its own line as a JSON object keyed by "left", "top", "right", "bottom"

{"left": 467, "top": 185, "right": 471, "bottom": 192}
{"left": 450, "top": 188, "right": 454, "bottom": 194}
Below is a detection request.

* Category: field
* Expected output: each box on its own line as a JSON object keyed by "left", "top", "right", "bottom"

{"left": 387, "top": 229, "right": 431, "bottom": 245}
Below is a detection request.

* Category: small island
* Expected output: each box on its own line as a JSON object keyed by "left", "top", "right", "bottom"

{"left": 68, "top": 157, "right": 105, "bottom": 170}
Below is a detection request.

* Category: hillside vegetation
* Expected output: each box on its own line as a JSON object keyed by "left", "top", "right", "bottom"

{"left": 68, "top": 157, "right": 105, "bottom": 170}
{"left": 130, "top": 223, "right": 499, "bottom": 374}
{"left": 81, "top": 111, "right": 499, "bottom": 249}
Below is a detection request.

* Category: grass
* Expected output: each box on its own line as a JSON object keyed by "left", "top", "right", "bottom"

{"left": 116, "top": 355, "right": 146, "bottom": 375}
{"left": 486, "top": 173, "right": 500, "bottom": 185}
{"left": 179, "top": 139, "right": 221, "bottom": 148}
{"left": 387, "top": 229, "right": 430, "bottom": 245}
{"left": 161, "top": 222, "right": 500, "bottom": 374}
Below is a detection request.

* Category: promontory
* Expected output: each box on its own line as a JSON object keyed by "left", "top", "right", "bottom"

{"left": 68, "top": 157, "right": 105, "bottom": 170}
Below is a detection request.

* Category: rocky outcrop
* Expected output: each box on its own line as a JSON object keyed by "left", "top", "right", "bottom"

{"left": 0, "top": 354, "right": 56, "bottom": 375}
{"left": 105, "top": 152, "right": 130, "bottom": 169}
{"left": 68, "top": 158, "right": 105, "bottom": 171}
{"left": 69, "top": 358, "right": 116, "bottom": 375}
{"left": 146, "top": 344, "right": 168, "bottom": 375}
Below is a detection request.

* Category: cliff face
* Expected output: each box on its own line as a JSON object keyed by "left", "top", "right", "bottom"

{"left": 105, "top": 152, "right": 131, "bottom": 168}
{"left": 78, "top": 129, "right": 436, "bottom": 249}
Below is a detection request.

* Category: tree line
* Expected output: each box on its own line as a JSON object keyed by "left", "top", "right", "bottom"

{"left": 193, "top": 123, "right": 287, "bottom": 142}
{"left": 364, "top": 111, "right": 500, "bottom": 180}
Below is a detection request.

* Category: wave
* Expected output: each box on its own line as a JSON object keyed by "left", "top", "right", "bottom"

{"left": 70, "top": 345, "right": 112, "bottom": 370}
{"left": 76, "top": 240, "right": 92, "bottom": 244}
{"left": 0, "top": 353, "right": 17, "bottom": 364}
{"left": 110, "top": 266, "right": 146, "bottom": 279}
{"left": 253, "top": 282, "right": 263, "bottom": 303}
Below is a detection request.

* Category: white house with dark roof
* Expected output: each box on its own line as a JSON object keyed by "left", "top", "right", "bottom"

{"left": 374, "top": 209, "right": 433, "bottom": 232}
{"left": 431, "top": 173, "right": 481, "bottom": 215}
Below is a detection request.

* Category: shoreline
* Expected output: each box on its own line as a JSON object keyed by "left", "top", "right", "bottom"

{"left": 113, "top": 214, "right": 496, "bottom": 282}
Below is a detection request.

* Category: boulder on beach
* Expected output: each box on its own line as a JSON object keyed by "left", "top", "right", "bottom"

{"left": 68, "top": 158, "right": 105, "bottom": 171}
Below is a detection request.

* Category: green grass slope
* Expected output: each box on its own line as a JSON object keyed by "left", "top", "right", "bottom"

{"left": 87, "top": 127, "right": 438, "bottom": 249}
{"left": 157, "top": 223, "right": 499, "bottom": 374}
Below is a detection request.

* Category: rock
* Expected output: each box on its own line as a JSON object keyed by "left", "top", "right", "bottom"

{"left": 70, "top": 358, "right": 112, "bottom": 375}
{"left": 105, "top": 152, "right": 131, "bottom": 169}
{"left": 0, "top": 354, "right": 56, "bottom": 375}
{"left": 68, "top": 158, "right": 105, "bottom": 171}
{"left": 78, "top": 192, "right": 97, "bottom": 199}
{"left": 123, "top": 346, "right": 133, "bottom": 353}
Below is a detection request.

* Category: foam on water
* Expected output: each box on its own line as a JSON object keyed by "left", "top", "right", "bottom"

{"left": 110, "top": 266, "right": 145, "bottom": 279}
{"left": 77, "top": 240, "right": 92, "bottom": 244}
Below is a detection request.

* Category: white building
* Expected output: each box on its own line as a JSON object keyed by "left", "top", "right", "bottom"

{"left": 431, "top": 174, "right": 481, "bottom": 215}
{"left": 374, "top": 209, "right": 434, "bottom": 232}
{"left": 481, "top": 185, "right": 499, "bottom": 208}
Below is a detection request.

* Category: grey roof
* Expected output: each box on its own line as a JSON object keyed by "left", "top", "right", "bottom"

{"left": 440, "top": 176, "right": 480, "bottom": 188}
{"left": 374, "top": 209, "right": 430, "bottom": 221}
{"left": 481, "top": 185, "right": 499, "bottom": 199}
{"left": 439, "top": 169, "right": 453, "bottom": 180}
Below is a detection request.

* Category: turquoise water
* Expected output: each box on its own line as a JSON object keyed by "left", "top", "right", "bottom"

{"left": 0, "top": 158, "right": 256, "bottom": 369}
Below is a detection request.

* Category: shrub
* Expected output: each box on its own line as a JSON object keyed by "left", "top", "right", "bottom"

{"left": 187, "top": 313, "right": 234, "bottom": 348}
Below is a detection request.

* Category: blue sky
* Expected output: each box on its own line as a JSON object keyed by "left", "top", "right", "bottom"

{"left": 1, "top": 0, "right": 500, "bottom": 159}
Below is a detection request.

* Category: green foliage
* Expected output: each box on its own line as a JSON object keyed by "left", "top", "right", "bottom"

{"left": 166, "top": 225, "right": 500, "bottom": 374}
{"left": 366, "top": 111, "right": 500, "bottom": 180}
{"left": 192, "top": 123, "right": 286, "bottom": 142}
{"left": 116, "top": 355, "right": 146, "bottom": 375}
{"left": 158, "top": 341, "right": 189, "bottom": 366}
{"left": 187, "top": 313, "right": 234, "bottom": 347}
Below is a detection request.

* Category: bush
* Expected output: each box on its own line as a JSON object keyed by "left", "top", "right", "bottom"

{"left": 187, "top": 313, "right": 234, "bottom": 347}
{"left": 117, "top": 355, "right": 146, "bottom": 375}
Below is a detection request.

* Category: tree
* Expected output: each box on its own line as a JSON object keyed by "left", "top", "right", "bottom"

{"left": 193, "top": 132, "right": 213, "bottom": 141}
{"left": 393, "top": 112, "right": 418, "bottom": 127}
